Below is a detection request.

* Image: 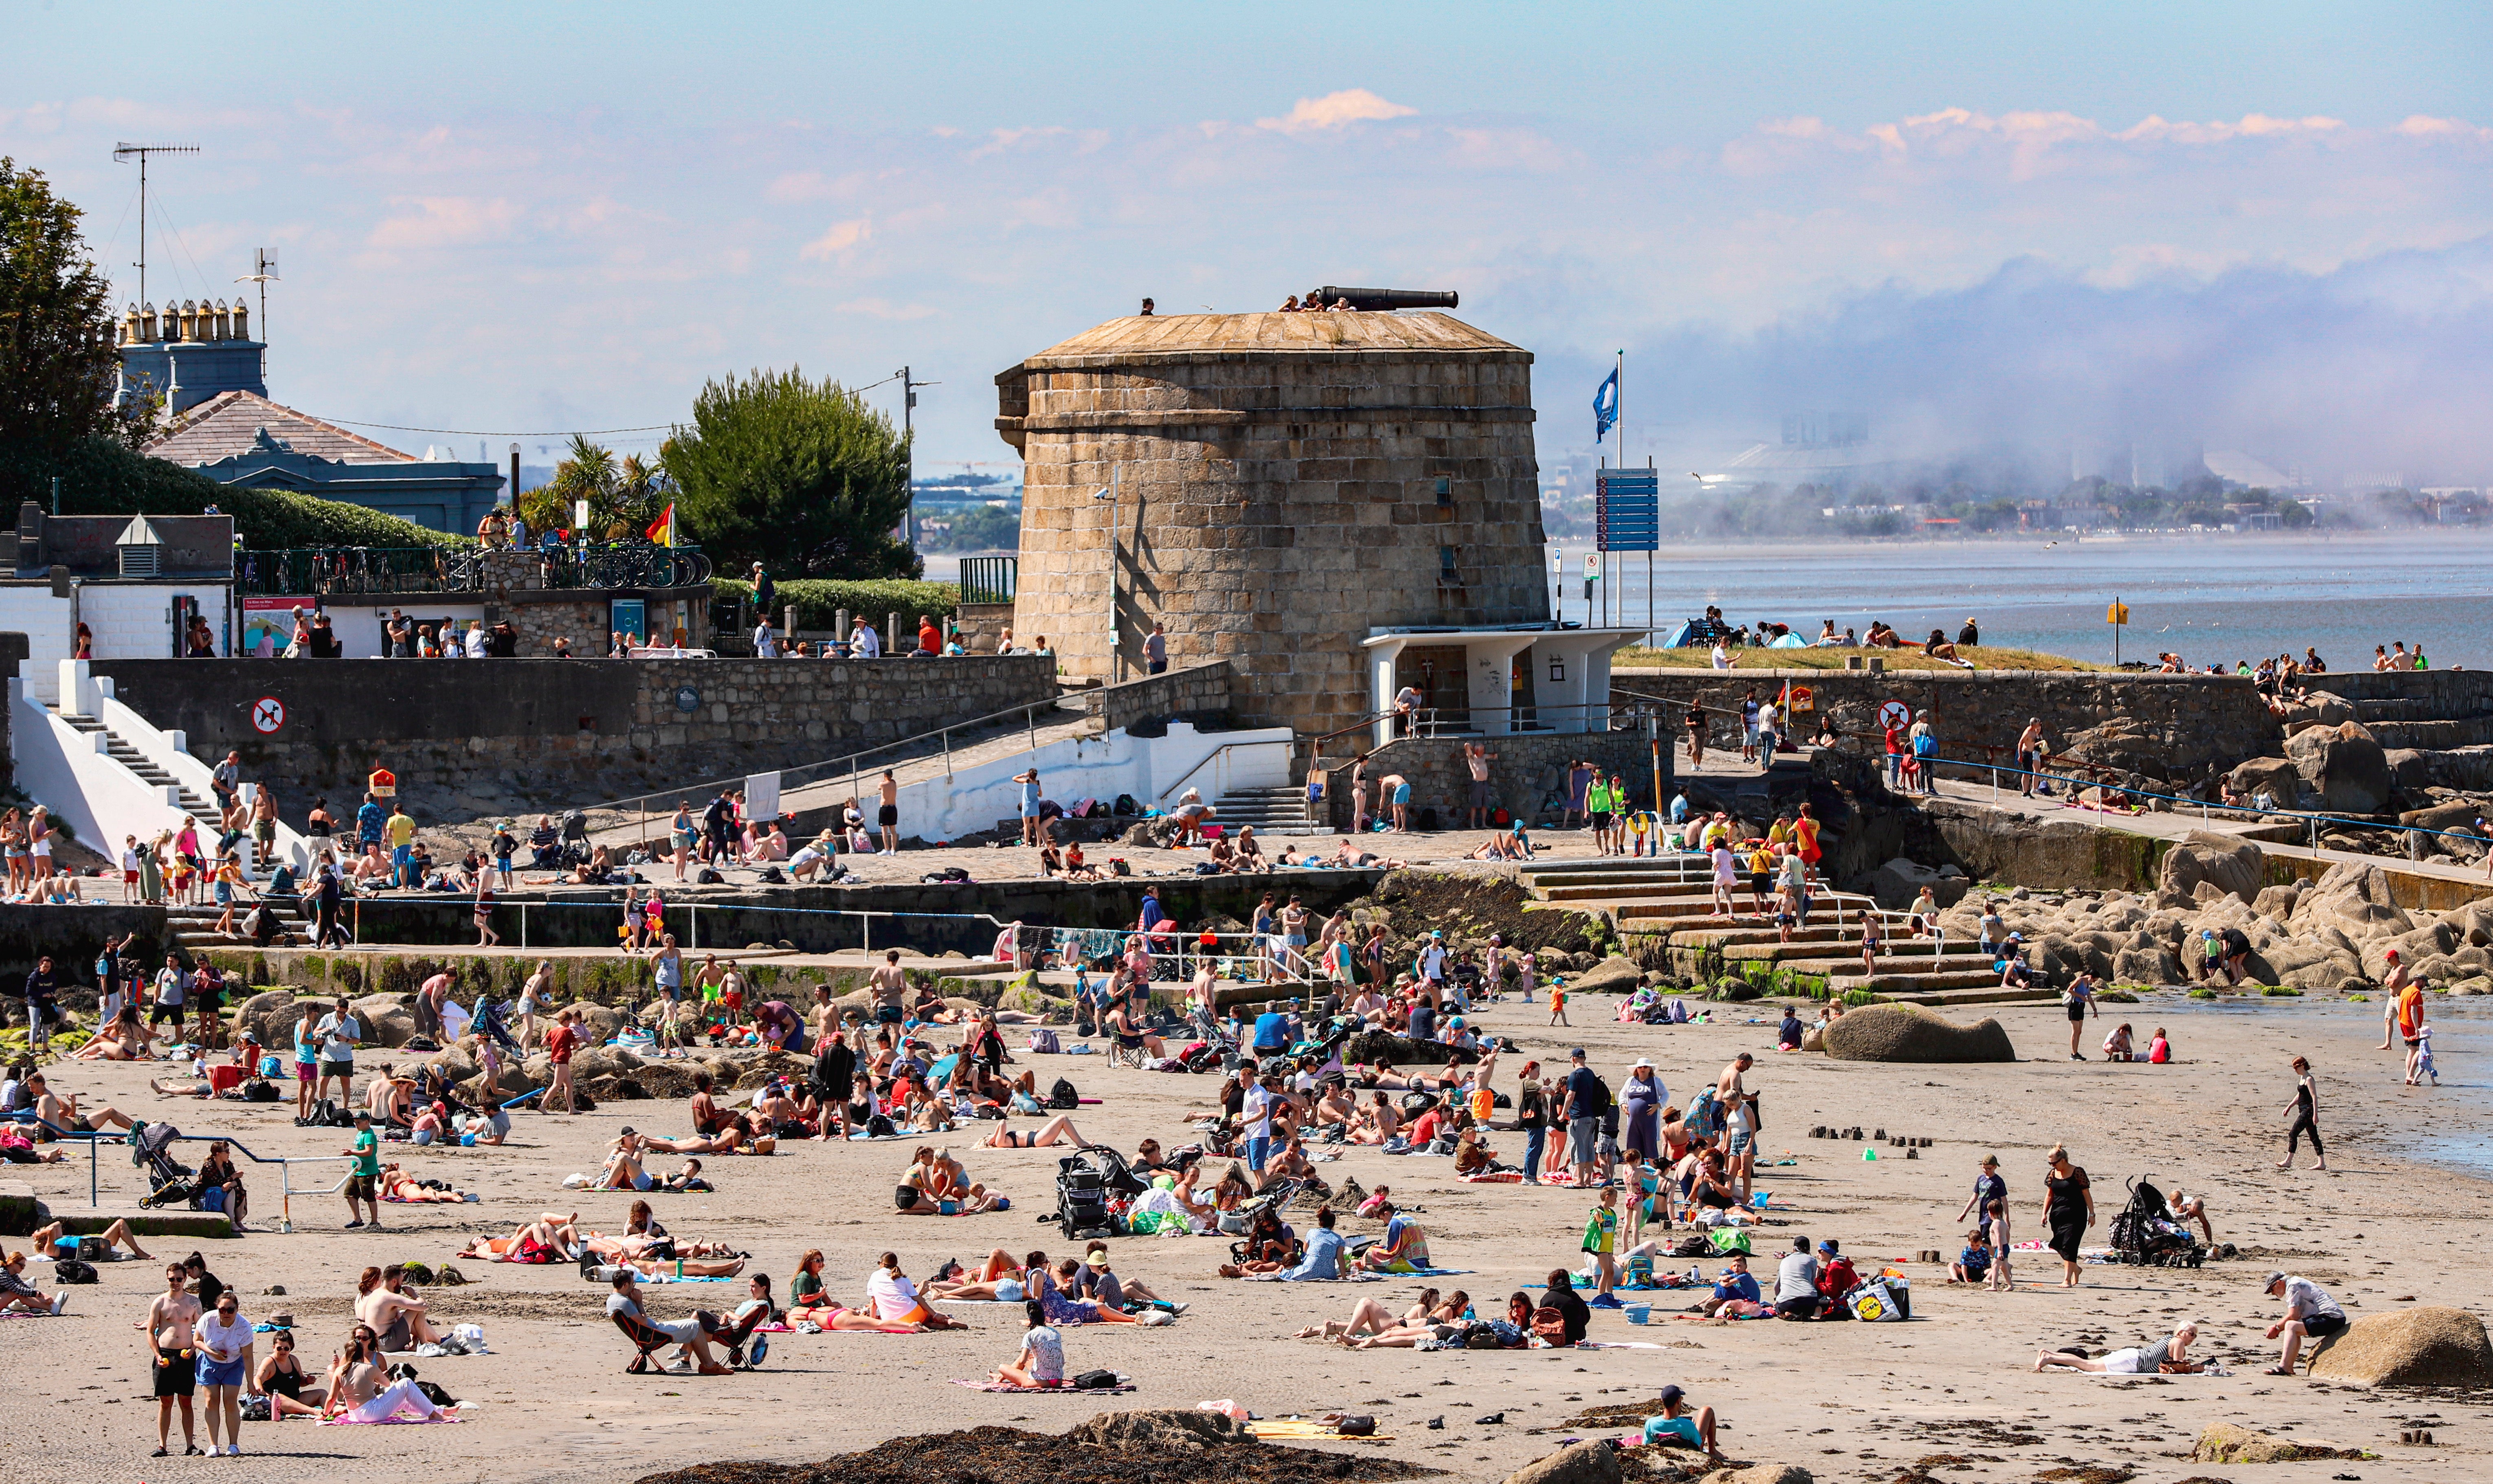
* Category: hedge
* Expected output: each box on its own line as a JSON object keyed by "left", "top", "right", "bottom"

{"left": 0, "top": 436, "right": 468, "bottom": 551}
{"left": 714, "top": 577, "right": 962, "bottom": 630}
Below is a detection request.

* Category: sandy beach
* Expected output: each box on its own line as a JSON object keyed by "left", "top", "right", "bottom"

{"left": 7, "top": 984, "right": 2489, "bottom": 1484}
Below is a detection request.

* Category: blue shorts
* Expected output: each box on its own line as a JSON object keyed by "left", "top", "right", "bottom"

{"left": 1244, "top": 1135, "right": 1272, "bottom": 1172}
{"left": 495, "top": 856, "right": 512, "bottom": 873}
{"left": 1393, "top": 784, "right": 1412, "bottom": 804}
{"left": 1727, "top": 1129, "right": 1753, "bottom": 1156}
{"left": 196, "top": 1354, "right": 246, "bottom": 1388}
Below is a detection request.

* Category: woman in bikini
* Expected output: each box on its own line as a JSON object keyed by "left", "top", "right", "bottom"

{"left": 253, "top": 1329, "right": 327, "bottom": 1418}
{"left": 980, "top": 1113, "right": 1091, "bottom": 1149}
{"left": 926, "top": 1248, "right": 1042, "bottom": 1302}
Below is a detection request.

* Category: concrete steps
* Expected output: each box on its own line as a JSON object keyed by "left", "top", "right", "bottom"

{"left": 1724, "top": 939, "right": 1989, "bottom": 966}
{"left": 1875, "top": 985, "right": 2063, "bottom": 1008}
{"left": 1212, "top": 784, "right": 1327, "bottom": 837}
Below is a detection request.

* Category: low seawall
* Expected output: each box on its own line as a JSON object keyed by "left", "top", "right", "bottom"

{"left": 1613, "top": 668, "right": 2278, "bottom": 780}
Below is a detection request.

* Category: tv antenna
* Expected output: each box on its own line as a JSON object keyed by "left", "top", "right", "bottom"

{"left": 112, "top": 141, "right": 200, "bottom": 310}
{"left": 235, "top": 248, "right": 278, "bottom": 342}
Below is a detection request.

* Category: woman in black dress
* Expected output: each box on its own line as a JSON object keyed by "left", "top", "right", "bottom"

{"left": 2040, "top": 1145, "right": 2094, "bottom": 1288}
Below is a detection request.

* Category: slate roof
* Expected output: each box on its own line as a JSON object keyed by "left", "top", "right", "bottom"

{"left": 144, "top": 391, "right": 417, "bottom": 466}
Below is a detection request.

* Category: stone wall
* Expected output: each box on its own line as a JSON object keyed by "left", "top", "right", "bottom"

{"left": 1318, "top": 730, "right": 1667, "bottom": 832}
{"left": 0, "top": 904, "right": 167, "bottom": 1001}
{"left": 955, "top": 602, "right": 1016, "bottom": 652}
{"left": 89, "top": 656, "right": 1059, "bottom": 821}
{"left": 999, "top": 312, "right": 1549, "bottom": 735}
{"left": 2300, "top": 670, "right": 2493, "bottom": 709}
{"left": 1098, "top": 659, "right": 1236, "bottom": 734}
{"left": 1610, "top": 668, "right": 2280, "bottom": 782}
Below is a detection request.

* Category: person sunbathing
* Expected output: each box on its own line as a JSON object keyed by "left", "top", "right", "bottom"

{"left": 1346, "top": 1091, "right": 1403, "bottom": 1146}
{"left": 1294, "top": 1287, "right": 1445, "bottom": 1341}
{"left": 661, "top": 1158, "right": 712, "bottom": 1192}
{"left": 70, "top": 1014, "right": 149, "bottom": 1060}
{"left": 606, "top": 1270, "right": 733, "bottom": 1375}
{"left": 26, "top": 1216, "right": 149, "bottom": 1261}
{"left": 28, "top": 1074, "right": 134, "bottom": 1134}
{"left": 2034, "top": 1321, "right": 2200, "bottom": 1374}
{"left": 1356, "top": 1202, "right": 1431, "bottom": 1271}
{"left": 927, "top": 1247, "right": 1041, "bottom": 1301}
{"left": 1340, "top": 1289, "right": 1474, "bottom": 1349}
{"left": 1035, "top": 1257, "right": 1142, "bottom": 1325}
{"left": 457, "top": 1213, "right": 587, "bottom": 1263}
{"left": 980, "top": 1113, "right": 1090, "bottom": 1149}
{"left": 323, "top": 1330, "right": 454, "bottom": 1418}
{"left": 376, "top": 1163, "right": 465, "bottom": 1203}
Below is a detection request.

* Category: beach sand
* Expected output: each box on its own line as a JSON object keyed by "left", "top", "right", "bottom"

{"left": 7, "top": 987, "right": 2489, "bottom": 1484}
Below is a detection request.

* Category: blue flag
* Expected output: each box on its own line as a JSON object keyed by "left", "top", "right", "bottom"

{"left": 1593, "top": 368, "right": 1618, "bottom": 442}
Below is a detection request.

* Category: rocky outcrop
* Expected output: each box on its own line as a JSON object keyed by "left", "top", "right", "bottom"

{"left": 2155, "top": 832, "right": 2265, "bottom": 909}
{"left": 2193, "top": 1422, "right": 2366, "bottom": 1462}
{"left": 1822, "top": 1004, "right": 2016, "bottom": 1063}
{"left": 1866, "top": 856, "right": 1969, "bottom": 911}
{"left": 1699, "top": 1468, "right": 1814, "bottom": 1484}
{"left": 2227, "top": 754, "right": 2301, "bottom": 803}
{"left": 1567, "top": 956, "right": 1646, "bottom": 995}
{"left": 2306, "top": 1306, "right": 2493, "bottom": 1388}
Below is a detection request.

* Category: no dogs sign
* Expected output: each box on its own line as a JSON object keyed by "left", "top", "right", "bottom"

{"left": 250, "top": 696, "right": 286, "bottom": 734}
{"left": 1878, "top": 700, "right": 1911, "bottom": 731}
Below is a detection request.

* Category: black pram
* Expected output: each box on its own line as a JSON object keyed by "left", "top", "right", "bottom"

{"left": 2109, "top": 1177, "right": 2205, "bottom": 1268}
{"left": 133, "top": 1122, "right": 202, "bottom": 1210}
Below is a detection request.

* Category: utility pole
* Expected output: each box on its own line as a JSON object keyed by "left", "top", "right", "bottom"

{"left": 896, "top": 366, "right": 939, "bottom": 550}
{"left": 113, "top": 143, "right": 199, "bottom": 310}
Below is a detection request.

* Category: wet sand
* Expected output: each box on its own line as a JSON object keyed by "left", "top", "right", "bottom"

{"left": 8, "top": 988, "right": 2491, "bottom": 1484}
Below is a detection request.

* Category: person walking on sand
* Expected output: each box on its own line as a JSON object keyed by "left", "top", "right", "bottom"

{"left": 146, "top": 1261, "right": 202, "bottom": 1458}
{"left": 2063, "top": 971, "right": 2099, "bottom": 1060}
{"left": 2381, "top": 951, "right": 2427, "bottom": 1085}
{"left": 2277, "top": 1056, "right": 2326, "bottom": 1171}
{"left": 2040, "top": 1144, "right": 2093, "bottom": 1289}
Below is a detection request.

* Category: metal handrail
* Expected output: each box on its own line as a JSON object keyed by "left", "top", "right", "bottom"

{"left": 1156, "top": 742, "right": 1262, "bottom": 804}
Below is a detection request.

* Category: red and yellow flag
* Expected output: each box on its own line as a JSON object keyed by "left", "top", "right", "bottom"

{"left": 645, "top": 504, "right": 676, "bottom": 546}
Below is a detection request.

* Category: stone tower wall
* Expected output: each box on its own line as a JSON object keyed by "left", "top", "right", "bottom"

{"left": 1001, "top": 324, "right": 1548, "bottom": 737}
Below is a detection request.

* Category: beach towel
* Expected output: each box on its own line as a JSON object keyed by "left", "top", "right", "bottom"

{"left": 951, "top": 1378, "right": 1134, "bottom": 1394}
{"left": 1458, "top": 1171, "right": 1525, "bottom": 1183}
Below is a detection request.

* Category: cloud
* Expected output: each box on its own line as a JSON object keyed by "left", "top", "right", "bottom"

{"left": 833, "top": 297, "right": 938, "bottom": 320}
{"left": 364, "top": 196, "right": 518, "bottom": 250}
{"left": 1255, "top": 89, "right": 1415, "bottom": 134}
{"left": 798, "top": 217, "right": 870, "bottom": 260}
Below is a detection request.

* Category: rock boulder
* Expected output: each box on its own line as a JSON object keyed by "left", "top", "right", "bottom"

{"left": 1700, "top": 1468, "right": 1814, "bottom": 1484}
{"left": 1867, "top": 857, "right": 1968, "bottom": 911}
{"left": 349, "top": 994, "right": 417, "bottom": 1049}
{"left": 2306, "top": 1306, "right": 2493, "bottom": 1387}
{"left": 2194, "top": 1422, "right": 2365, "bottom": 1462}
{"left": 2227, "top": 755, "right": 2300, "bottom": 804}
{"left": 2286, "top": 722, "right": 2395, "bottom": 815}
{"left": 1821, "top": 1004, "right": 2016, "bottom": 1063}
{"left": 1568, "top": 956, "right": 1646, "bottom": 995}
{"left": 1504, "top": 1440, "right": 1621, "bottom": 1484}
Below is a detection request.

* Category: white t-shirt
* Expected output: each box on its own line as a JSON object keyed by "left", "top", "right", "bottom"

{"left": 1243, "top": 1085, "right": 1274, "bottom": 1140}
{"left": 1710, "top": 644, "right": 1732, "bottom": 670}
{"left": 1024, "top": 1324, "right": 1065, "bottom": 1382}
{"left": 1711, "top": 846, "right": 1738, "bottom": 884}
{"left": 1776, "top": 1251, "right": 1819, "bottom": 1302}
{"left": 867, "top": 1269, "right": 922, "bottom": 1321}
{"left": 1757, "top": 703, "right": 1779, "bottom": 733}
{"left": 197, "top": 1311, "right": 254, "bottom": 1362}
{"left": 316, "top": 1012, "right": 361, "bottom": 1063}
{"left": 2283, "top": 1276, "right": 2342, "bottom": 1323}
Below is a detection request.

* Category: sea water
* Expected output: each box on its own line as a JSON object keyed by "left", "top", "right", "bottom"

{"left": 1570, "top": 530, "right": 2493, "bottom": 670}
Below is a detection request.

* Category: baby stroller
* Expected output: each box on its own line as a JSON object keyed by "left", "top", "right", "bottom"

{"left": 133, "top": 1123, "right": 202, "bottom": 1210}
{"left": 1053, "top": 1146, "right": 1140, "bottom": 1241}
{"left": 558, "top": 810, "right": 593, "bottom": 868}
{"left": 2109, "top": 1177, "right": 2205, "bottom": 1268}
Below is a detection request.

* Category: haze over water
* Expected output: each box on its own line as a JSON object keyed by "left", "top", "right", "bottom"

{"left": 1567, "top": 531, "right": 2493, "bottom": 670}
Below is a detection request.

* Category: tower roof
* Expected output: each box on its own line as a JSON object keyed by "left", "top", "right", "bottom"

{"left": 143, "top": 390, "right": 417, "bottom": 466}
{"left": 1019, "top": 310, "right": 1523, "bottom": 369}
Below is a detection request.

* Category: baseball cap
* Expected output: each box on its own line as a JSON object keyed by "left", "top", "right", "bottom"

{"left": 1570, "top": 1047, "right": 1588, "bottom": 1060}
{"left": 2264, "top": 1270, "right": 2287, "bottom": 1289}
{"left": 1658, "top": 1385, "right": 1684, "bottom": 1406}
{"left": 351, "top": 1108, "right": 370, "bottom": 1122}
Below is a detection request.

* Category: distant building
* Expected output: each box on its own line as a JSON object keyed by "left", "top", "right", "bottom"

{"left": 144, "top": 391, "right": 505, "bottom": 538}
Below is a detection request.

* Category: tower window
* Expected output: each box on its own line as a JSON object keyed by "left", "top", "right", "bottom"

{"left": 1439, "top": 545, "right": 1459, "bottom": 582}
{"left": 1434, "top": 476, "right": 1452, "bottom": 507}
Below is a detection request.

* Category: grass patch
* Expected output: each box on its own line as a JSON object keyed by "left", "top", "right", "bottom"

{"left": 1613, "top": 643, "right": 2113, "bottom": 673}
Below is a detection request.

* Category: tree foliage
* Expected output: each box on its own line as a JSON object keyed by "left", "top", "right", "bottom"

{"left": 0, "top": 157, "right": 121, "bottom": 452}
{"left": 0, "top": 434, "right": 467, "bottom": 549}
{"left": 662, "top": 367, "right": 918, "bottom": 578}
{"left": 520, "top": 432, "right": 671, "bottom": 539}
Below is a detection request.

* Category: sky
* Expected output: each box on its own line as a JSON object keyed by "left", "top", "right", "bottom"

{"left": 6, "top": 2, "right": 2492, "bottom": 484}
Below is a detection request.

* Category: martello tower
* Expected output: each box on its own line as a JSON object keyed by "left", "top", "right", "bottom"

{"left": 995, "top": 307, "right": 1559, "bottom": 739}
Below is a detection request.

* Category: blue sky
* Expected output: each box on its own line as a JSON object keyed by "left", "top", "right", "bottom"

{"left": 7, "top": 3, "right": 2492, "bottom": 479}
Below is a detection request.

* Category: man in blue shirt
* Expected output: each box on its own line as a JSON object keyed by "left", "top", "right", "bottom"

{"left": 355, "top": 793, "right": 387, "bottom": 851}
{"left": 1277, "top": 1206, "right": 1346, "bottom": 1280}
{"left": 1250, "top": 1011, "right": 1292, "bottom": 1056}
{"left": 1956, "top": 1153, "right": 2007, "bottom": 1226}
{"left": 1696, "top": 1254, "right": 1762, "bottom": 1316}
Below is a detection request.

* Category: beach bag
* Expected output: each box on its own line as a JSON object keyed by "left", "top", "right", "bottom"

{"left": 1074, "top": 1369, "right": 1121, "bottom": 1390}
{"left": 1048, "top": 1078, "right": 1079, "bottom": 1110}
{"left": 53, "top": 1258, "right": 97, "bottom": 1284}
{"left": 1707, "top": 1228, "right": 1752, "bottom": 1256}
{"left": 1530, "top": 1306, "right": 1570, "bottom": 1346}
{"left": 1845, "top": 1279, "right": 1906, "bottom": 1322}
{"left": 1026, "top": 1027, "right": 1061, "bottom": 1054}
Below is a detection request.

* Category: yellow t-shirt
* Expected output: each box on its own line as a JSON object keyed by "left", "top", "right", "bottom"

{"left": 385, "top": 814, "right": 417, "bottom": 848}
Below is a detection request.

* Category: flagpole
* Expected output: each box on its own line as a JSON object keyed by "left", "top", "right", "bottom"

{"left": 1612, "top": 350, "right": 1623, "bottom": 630}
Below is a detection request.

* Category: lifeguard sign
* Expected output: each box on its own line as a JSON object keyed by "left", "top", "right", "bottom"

{"left": 368, "top": 766, "right": 398, "bottom": 799}
{"left": 1786, "top": 684, "right": 1815, "bottom": 714}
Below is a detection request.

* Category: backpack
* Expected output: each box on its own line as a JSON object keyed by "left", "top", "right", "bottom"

{"left": 1112, "top": 794, "right": 1139, "bottom": 816}
{"left": 53, "top": 1258, "right": 98, "bottom": 1284}
{"left": 1026, "top": 1027, "right": 1062, "bottom": 1054}
{"left": 1047, "top": 1078, "right": 1079, "bottom": 1110}
{"left": 1073, "top": 1368, "right": 1121, "bottom": 1390}
{"left": 697, "top": 868, "right": 725, "bottom": 885}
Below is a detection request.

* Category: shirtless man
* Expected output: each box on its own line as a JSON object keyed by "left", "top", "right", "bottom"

{"left": 145, "top": 1262, "right": 202, "bottom": 1456}
{"left": 869, "top": 949, "right": 910, "bottom": 1028}
{"left": 356, "top": 1264, "right": 445, "bottom": 1352}
{"left": 1348, "top": 1090, "right": 1403, "bottom": 1146}
{"left": 29, "top": 1071, "right": 134, "bottom": 1135}
{"left": 363, "top": 1064, "right": 413, "bottom": 1127}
